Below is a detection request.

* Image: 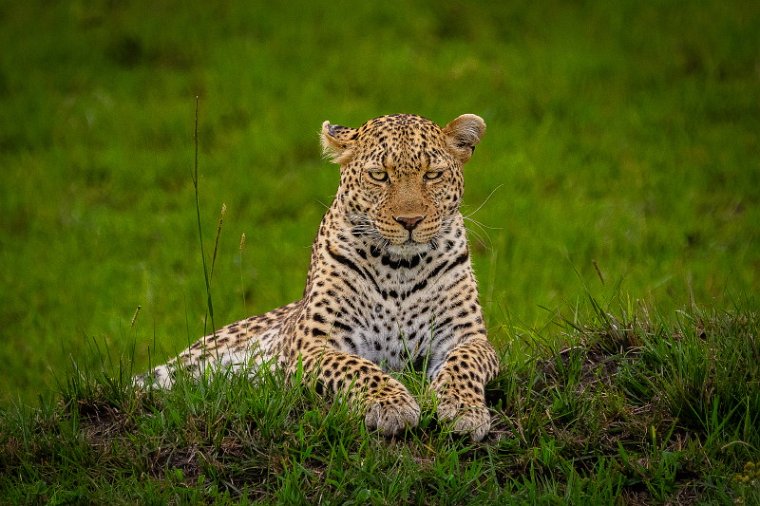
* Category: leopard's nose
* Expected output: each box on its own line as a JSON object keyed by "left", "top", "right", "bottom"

{"left": 394, "top": 215, "right": 425, "bottom": 231}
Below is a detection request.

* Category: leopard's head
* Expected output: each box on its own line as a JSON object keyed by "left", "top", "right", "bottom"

{"left": 321, "top": 114, "right": 485, "bottom": 256}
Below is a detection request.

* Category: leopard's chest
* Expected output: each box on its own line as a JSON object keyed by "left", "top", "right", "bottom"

{"left": 327, "top": 253, "right": 463, "bottom": 370}
{"left": 353, "top": 292, "right": 437, "bottom": 370}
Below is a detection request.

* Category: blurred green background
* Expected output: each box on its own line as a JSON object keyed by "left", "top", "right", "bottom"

{"left": 0, "top": 1, "right": 757, "bottom": 405}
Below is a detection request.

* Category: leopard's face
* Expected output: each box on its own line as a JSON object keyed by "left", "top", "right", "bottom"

{"left": 345, "top": 116, "right": 463, "bottom": 252}
{"left": 321, "top": 114, "right": 485, "bottom": 256}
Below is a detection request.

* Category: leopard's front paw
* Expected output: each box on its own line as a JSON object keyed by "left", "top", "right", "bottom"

{"left": 364, "top": 387, "right": 421, "bottom": 437}
{"left": 437, "top": 394, "right": 491, "bottom": 442}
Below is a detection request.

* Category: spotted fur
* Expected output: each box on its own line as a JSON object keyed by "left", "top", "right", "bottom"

{"left": 136, "top": 114, "right": 500, "bottom": 441}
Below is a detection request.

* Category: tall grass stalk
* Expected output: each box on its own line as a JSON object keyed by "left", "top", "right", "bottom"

{"left": 191, "top": 97, "right": 224, "bottom": 340}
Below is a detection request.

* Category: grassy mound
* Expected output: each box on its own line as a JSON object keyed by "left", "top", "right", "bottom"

{"left": 2, "top": 304, "right": 757, "bottom": 503}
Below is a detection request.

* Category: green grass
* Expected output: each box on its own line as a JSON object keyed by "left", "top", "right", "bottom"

{"left": 1, "top": 305, "right": 758, "bottom": 503}
{"left": 1, "top": 0, "right": 758, "bottom": 503}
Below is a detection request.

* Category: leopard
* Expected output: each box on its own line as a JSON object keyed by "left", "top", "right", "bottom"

{"left": 136, "top": 113, "right": 500, "bottom": 441}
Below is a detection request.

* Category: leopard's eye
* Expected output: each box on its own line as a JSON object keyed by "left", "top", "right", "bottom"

{"left": 424, "top": 170, "right": 444, "bottom": 181}
{"left": 368, "top": 170, "right": 389, "bottom": 182}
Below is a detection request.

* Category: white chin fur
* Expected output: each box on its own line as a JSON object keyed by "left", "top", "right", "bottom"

{"left": 385, "top": 242, "right": 431, "bottom": 258}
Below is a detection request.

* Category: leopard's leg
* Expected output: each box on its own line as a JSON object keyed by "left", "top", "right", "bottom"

{"left": 135, "top": 302, "right": 301, "bottom": 388}
{"left": 430, "top": 337, "right": 499, "bottom": 441}
{"left": 290, "top": 341, "right": 420, "bottom": 437}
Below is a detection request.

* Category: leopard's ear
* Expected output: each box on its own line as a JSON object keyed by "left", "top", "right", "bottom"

{"left": 443, "top": 114, "right": 486, "bottom": 164}
{"left": 321, "top": 121, "right": 358, "bottom": 164}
